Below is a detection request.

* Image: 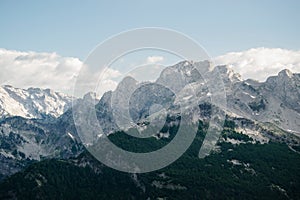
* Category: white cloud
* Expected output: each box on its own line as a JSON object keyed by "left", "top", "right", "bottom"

{"left": 0, "top": 48, "right": 122, "bottom": 97}
{"left": 146, "top": 56, "right": 164, "bottom": 64}
{"left": 214, "top": 47, "right": 300, "bottom": 81}
{"left": 101, "top": 68, "right": 122, "bottom": 80}
{"left": 0, "top": 48, "right": 82, "bottom": 95}
{"left": 2, "top": 47, "right": 299, "bottom": 98}
{"left": 94, "top": 68, "right": 122, "bottom": 98}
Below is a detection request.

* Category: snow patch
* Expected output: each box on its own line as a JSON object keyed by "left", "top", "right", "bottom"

{"left": 67, "top": 132, "right": 75, "bottom": 140}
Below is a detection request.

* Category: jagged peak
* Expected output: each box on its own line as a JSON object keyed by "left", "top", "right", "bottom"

{"left": 83, "top": 92, "right": 97, "bottom": 102}
{"left": 266, "top": 69, "right": 295, "bottom": 85}
{"left": 157, "top": 60, "right": 212, "bottom": 83}
{"left": 172, "top": 60, "right": 212, "bottom": 71}
{"left": 278, "top": 69, "right": 293, "bottom": 78}
{"left": 214, "top": 65, "right": 242, "bottom": 82}
{"left": 97, "top": 90, "right": 112, "bottom": 108}
{"left": 118, "top": 76, "right": 138, "bottom": 86}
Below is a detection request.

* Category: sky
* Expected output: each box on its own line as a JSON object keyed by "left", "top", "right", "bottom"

{"left": 0, "top": 0, "right": 300, "bottom": 96}
{"left": 0, "top": 0, "right": 299, "bottom": 59}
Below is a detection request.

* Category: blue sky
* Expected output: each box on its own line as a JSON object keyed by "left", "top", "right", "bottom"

{"left": 0, "top": 0, "right": 299, "bottom": 59}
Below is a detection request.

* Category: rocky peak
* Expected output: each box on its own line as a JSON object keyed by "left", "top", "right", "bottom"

{"left": 83, "top": 92, "right": 98, "bottom": 104}
{"left": 266, "top": 69, "right": 296, "bottom": 87}
{"left": 117, "top": 76, "right": 138, "bottom": 88}
{"left": 214, "top": 65, "right": 242, "bottom": 83}
{"left": 278, "top": 69, "right": 293, "bottom": 79}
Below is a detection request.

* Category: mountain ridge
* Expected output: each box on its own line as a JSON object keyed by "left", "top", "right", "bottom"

{"left": 0, "top": 62, "right": 299, "bottom": 180}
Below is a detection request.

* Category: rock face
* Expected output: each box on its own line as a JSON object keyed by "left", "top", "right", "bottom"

{"left": 97, "top": 61, "right": 300, "bottom": 137}
{"left": 0, "top": 85, "right": 73, "bottom": 119}
{"left": 265, "top": 69, "right": 300, "bottom": 112}
{"left": 226, "top": 69, "right": 300, "bottom": 134}
{"left": 0, "top": 116, "right": 83, "bottom": 178}
{"left": 0, "top": 85, "right": 81, "bottom": 179}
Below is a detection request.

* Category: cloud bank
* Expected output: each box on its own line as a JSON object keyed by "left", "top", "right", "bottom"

{"left": 214, "top": 47, "right": 300, "bottom": 81}
{"left": 0, "top": 49, "right": 121, "bottom": 97}
{"left": 1, "top": 47, "right": 300, "bottom": 97}
{"left": 0, "top": 48, "right": 82, "bottom": 95}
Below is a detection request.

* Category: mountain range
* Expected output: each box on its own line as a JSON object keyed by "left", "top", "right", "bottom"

{"left": 0, "top": 61, "right": 299, "bottom": 199}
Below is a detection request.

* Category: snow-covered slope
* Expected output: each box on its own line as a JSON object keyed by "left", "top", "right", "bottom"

{"left": 0, "top": 85, "right": 74, "bottom": 119}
